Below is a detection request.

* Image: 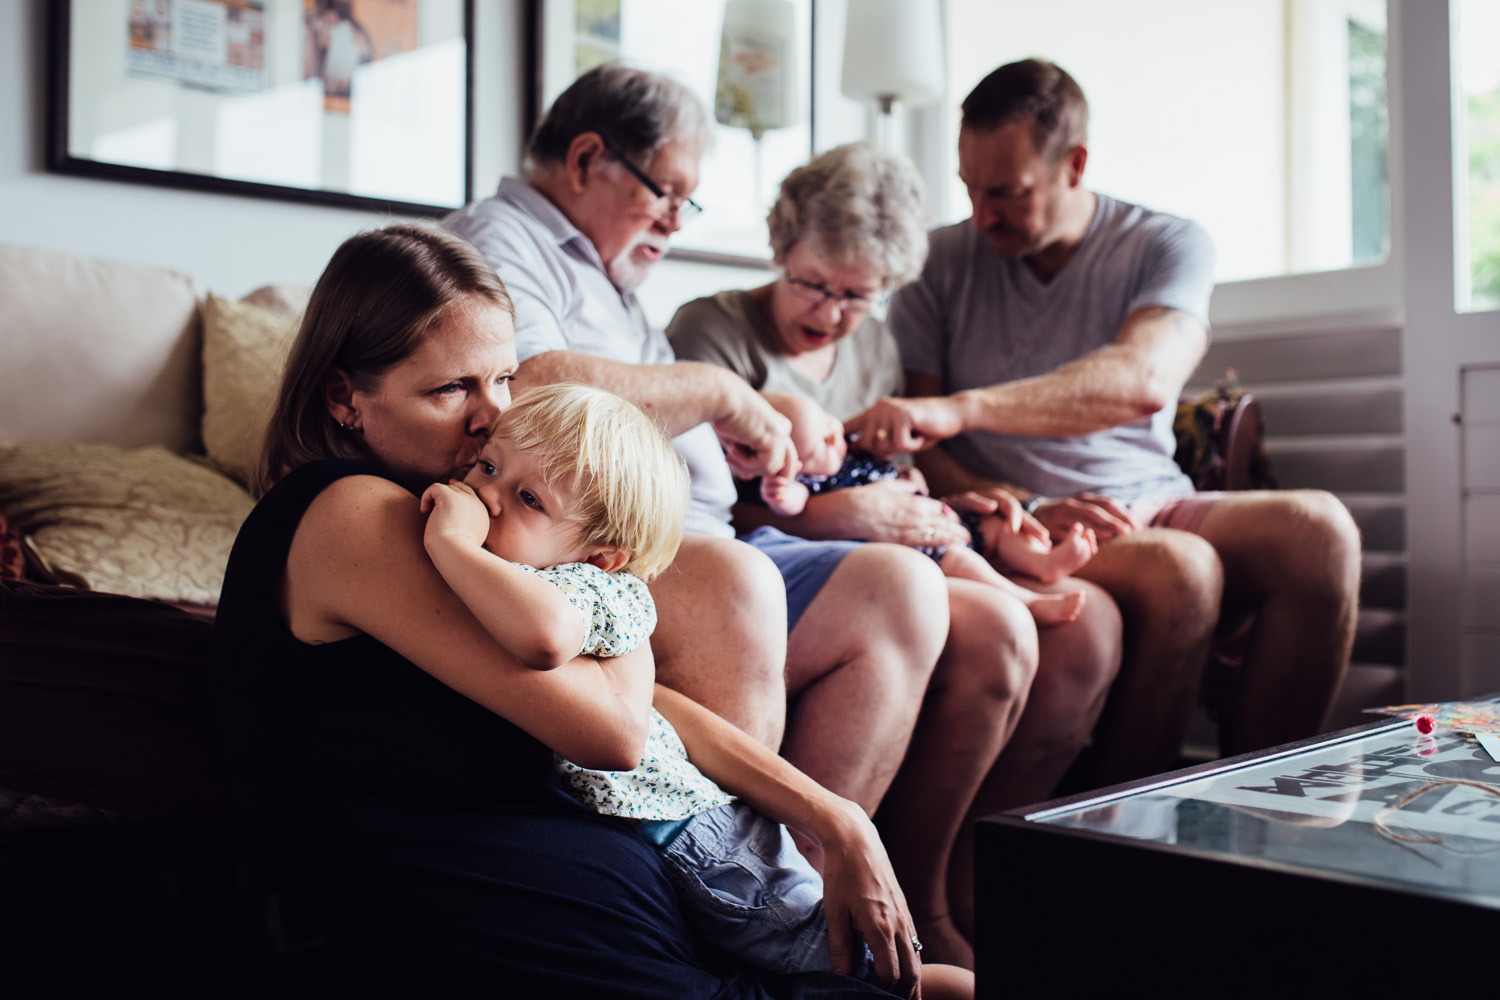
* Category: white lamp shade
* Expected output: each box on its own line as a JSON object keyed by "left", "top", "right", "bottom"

{"left": 716, "top": 0, "right": 800, "bottom": 135}
{"left": 841, "top": 0, "right": 945, "bottom": 108}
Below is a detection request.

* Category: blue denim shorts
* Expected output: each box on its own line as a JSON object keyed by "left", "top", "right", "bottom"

{"left": 644, "top": 801, "right": 872, "bottom": 979}
{"left": 740, "top": 526, "right": 861, "bottom": 631}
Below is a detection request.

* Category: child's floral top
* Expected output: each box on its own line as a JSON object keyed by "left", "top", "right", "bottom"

{"left": 532, "top": 563, "right": 736, "bottom": 821}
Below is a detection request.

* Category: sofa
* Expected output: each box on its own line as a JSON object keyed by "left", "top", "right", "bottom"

{"left": 0, "top": 242, "right": 310, "bottom": 847}
{"left": 0, "top": 240, "right": 1276, "bottom": 841}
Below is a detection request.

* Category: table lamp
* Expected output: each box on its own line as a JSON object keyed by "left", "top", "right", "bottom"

{"left": 840, "top": 0, "right": 945, "bottom": 148}
{"left": 715, "top": 0, "right": 800, "bottom": 140}
{"left": 715, "top": 0, "right": 800, "bottom": 210}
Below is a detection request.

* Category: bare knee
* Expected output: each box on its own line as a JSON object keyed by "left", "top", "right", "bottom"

{"left": 1278, "top": 490, "right": 1362, "bottom": 596}
{"left": 943, "top": 584, "right": 1039, "bottom": 706}
{"left": 1097, "top": 531, "right": 1222, "bottom": 642}
{"left": 1046, "top": 579, "right": 1123, "bottom": 688}
{"left": 862, "top": 543, "right": 949, "bottom": 662}
{"left": 651, "top": 536, "right": 787, "bottom": 740}
{"left": 804, "top": 543, "right": 948, "bottom": 691}
{"left": 1204, "top": 491, "right": 1362, "bottom": 616}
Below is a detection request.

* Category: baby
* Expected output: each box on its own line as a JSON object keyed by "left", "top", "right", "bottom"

{"left": 758, "top": 393, "right": 1095, "bottom": 625}
{"left": 420, "top": 383, "right": 970, "bottom": 997}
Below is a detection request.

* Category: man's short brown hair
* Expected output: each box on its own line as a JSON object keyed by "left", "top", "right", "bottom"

{"left": 960, "top": 59, "right": 1089, "bottom": 163}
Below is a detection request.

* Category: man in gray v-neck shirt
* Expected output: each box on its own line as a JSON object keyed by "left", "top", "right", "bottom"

{"left": 856, "top": 59, "right": 1361, "bottom": 782}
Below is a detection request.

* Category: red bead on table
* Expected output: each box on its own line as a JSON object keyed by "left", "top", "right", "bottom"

{"left": 1414, "top": 715, "right": 1436, "bottom": 735}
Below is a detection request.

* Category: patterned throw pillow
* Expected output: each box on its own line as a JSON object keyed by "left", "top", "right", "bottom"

{"left": 0, "top": 507, "right": 23, "bottom": 581}
{"left": 0, "top": 442, "right": 255, "bottom": 606}
{"left": 200, "top": 292, "right": 299, "bottom": 489}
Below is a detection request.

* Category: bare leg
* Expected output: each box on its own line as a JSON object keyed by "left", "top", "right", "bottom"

{"left": 1194, "top": 490, "right": 1360, "bottom": 754}
{"left": 648, "top": 534, "right": 789, "bottom": 748}
{"left": 1071, "top": 528, "right": 1223, "bottom": 786}
{"left": 941, "top": 546, "right": 1085, "bottom": 625}
{"left": 988, "top": 520, "right": 1098, "bottom": 584}
{"left": 921, "top": 964, "right": 976, "bottom": 1000}
{"left": 781, "top": 543, "right": 949, "bottom": 812}
{"left": 949, "top": 577, "right": 1122, "bottom": 940}
{"left": 877, "top": 577, "right": 1039, "bottom": 969}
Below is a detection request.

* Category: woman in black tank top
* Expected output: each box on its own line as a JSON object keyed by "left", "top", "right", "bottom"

{"left": 213, "top": 225, "right": 938, "bottom": 999}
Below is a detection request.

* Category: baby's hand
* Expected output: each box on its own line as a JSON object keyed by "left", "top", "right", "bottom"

{"left": 420, "top": 480, "right": 491, "bottom": 550}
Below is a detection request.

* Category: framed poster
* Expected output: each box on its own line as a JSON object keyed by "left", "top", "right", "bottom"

{"left": 50, "top": 0, "right": 473, "bottom": 215}
{"left": 530, "top": 0, "right": 815, "bottom": 265}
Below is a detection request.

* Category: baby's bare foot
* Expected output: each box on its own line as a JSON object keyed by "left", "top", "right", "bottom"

{"left": 1030, "top": 523, "right": 1096, "bottom": 583}
{"left": 1026, "top": 588, "right": 1087, "bottom": 625}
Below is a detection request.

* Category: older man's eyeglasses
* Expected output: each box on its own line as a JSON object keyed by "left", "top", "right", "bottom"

{"left": 602, "top": 140, "right": 704, "bottom": 223}
{"left": 785, "top": 275, "right": 887, "bottom": 313}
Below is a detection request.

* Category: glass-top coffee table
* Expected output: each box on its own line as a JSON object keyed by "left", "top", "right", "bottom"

{"left": 975, "top": 714, "right": 1500, "bottom": 996}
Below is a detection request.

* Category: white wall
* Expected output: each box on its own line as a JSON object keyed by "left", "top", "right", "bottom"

{"left": 943, "top": 0, "right": 1286, "bottom": 284}
{"left": 0, "top": 1, "right": 508, "bottom": 298}
{"left": 0, "top": 1, "right": 864, "bottom": 324}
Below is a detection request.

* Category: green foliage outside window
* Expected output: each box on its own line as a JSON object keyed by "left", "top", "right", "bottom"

{"left": 1469, "top": 88, "right": 1500, "bottom": 312}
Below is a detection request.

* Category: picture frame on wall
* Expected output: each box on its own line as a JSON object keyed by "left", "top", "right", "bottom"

{"left": 49, "top": 0, "right": 473, "bottom": 215}
{"left": 529, "top": 0, "right": 815, "bottom": 265}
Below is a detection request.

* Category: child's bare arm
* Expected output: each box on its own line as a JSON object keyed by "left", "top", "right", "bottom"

{"left": 421, "top": 481, "right": 587, "bottom": 670}
{"left": 760, "top": 474, "right": 811, "bottom": 517}
{"left": 653, "top": 684, "right": 923, "bottom": 993}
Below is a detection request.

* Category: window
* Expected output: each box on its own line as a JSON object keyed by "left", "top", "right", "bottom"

{"left": 943, "top": 0, "right": 1391, "bottom": 285}
{"left": 1456, "top": 0, "right": 1500, "bottom": 313}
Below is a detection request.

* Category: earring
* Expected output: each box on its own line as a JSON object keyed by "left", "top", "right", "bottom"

{"left": 337, "top": 420, "right": 348, "bottom": 430}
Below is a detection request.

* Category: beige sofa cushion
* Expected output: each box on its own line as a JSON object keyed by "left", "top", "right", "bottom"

{"left": 201, "top": 293, "right": 299, "bottom": 488}
{"left": 240, "top": 283, "right": 312, "bottom": 321}
{"left": 0, "top": 245, "right": 202, "bottom": 453}
{"left": 0, "top": 442, "right": 254, "bottom": 606}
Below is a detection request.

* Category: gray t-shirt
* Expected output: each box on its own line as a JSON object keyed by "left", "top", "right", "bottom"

{"left": 666, "top": 289, "right": 903, "bottom": 421}
{"left": 443, "top": 178, "right": 737, "bottom": 538}
{"left": 891, "top": 194, "right": 1215, "bottom": 503}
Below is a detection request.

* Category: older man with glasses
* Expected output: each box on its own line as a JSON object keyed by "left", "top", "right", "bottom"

{"left": 442, "top": 65, "right": 962, "bottom": 944}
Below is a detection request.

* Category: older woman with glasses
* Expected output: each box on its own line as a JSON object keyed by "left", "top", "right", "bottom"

{"left": 668, "top": 142, "right": 1124, "bottom": 965}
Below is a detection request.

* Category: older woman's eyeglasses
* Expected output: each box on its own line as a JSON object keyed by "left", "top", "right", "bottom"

{"left": 602, "top": 140, "right": 704, "bottom": 224}
{"left": 785, "top": 276, "right": 887, "bottom": 313}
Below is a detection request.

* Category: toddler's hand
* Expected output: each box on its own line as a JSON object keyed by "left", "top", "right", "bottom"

{"left": 420, "top": 480, "right": 491, "bottom": 550}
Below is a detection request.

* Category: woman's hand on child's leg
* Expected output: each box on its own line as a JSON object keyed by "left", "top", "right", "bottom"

{"left": 817, "top": 800, "right": 923, "bottom": 998}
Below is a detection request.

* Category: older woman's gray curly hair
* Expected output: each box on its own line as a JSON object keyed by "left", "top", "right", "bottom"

{"left": 766, "top": 141, "right": 930, "bottom": 289}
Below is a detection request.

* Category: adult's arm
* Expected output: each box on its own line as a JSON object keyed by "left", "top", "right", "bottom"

{"left": 517, "top": 351, "right": 796, "bottom": 480}
{"left": 731, "top": 479, "right": 969, "bottom": 550}
{"left": 847, "top": 306, "right": 1208, "bottom": 455}
{"left": 906, "top": 374, "right": 1139, "bottom": 541}
{"left": 287, "top": 474, "right": 653, "bottom": 771}
{"left": 653, "top": 684, "right": 922, "bottom": 996}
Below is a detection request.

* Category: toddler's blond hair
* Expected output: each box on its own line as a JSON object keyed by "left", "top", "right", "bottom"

{"left": 492, "top": 383, "right": 688, "bottom": 581}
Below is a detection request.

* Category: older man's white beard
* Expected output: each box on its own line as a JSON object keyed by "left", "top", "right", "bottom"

{"left": 606, "top": 236, "right": 667, "bottom": 293}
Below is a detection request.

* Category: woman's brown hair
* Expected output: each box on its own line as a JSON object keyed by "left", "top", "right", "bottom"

{"left": 256, "top": 223, "right": 514, "bottom": 495}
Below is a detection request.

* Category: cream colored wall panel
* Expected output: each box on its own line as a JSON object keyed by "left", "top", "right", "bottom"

{"left": 1466, "top": 495, "right": 1500, "bottom": 562}
{"left": 1462, "top": 632, "right": 1500, "bottom": 696}
{"left": 1463, "top": 567, "right": 1500, "bottom": 630}
{"left": 1464, "top": 424, "right": 1500, "bottom": 491}
{"left": 1462, "top": 366, "right": 1500, "bottom": 424}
